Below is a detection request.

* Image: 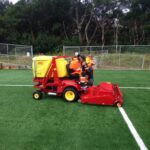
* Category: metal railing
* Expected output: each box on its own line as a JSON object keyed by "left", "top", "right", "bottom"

{"left": 0, "top": 43, "right": 33, "bottom": 68}
{"left": 63, "top": 45, "right": 150, "bottom": 70}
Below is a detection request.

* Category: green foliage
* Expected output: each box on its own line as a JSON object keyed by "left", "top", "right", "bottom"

{"left": 63, "top": 36, "right": 80, "bottom": 46}
{"left": 34, "top": 33, "right": 61, "bottom": 53}
{"left": 0, "top": 0, "right": 150, "bottom": 53}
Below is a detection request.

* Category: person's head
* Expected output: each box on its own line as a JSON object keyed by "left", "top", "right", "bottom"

{"left": 89, "top": 55, "right": 93, "bottom": 58}
{"left": 78, "top": 55, "right": 85, "bottom": 62}
{"left": 75, "top": 52, "right": 79, "bottom": 57}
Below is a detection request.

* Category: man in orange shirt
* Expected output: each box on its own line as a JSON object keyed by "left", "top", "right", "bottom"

{"left": 67, "top": 52, "right": 82, "bottom": 79}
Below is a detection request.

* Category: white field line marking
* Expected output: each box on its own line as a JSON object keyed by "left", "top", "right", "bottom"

{"left": 1, "top": 84, "right": 150, "bottom": 90}
{"left": 118, "top": 107, "right": 148, "bottom": 150}
{"left": 120, "top": 87, "right": 150, "bottom": 90}
{"left": 0, "top": 84, "right": 33, "bottom": 87}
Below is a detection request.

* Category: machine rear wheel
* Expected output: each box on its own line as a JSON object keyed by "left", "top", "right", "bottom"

{"left": 63, "top": 87, "right": 79, "bottom": 102}
{"left": 33, "top": 91, "right": 43, "bottom": 100}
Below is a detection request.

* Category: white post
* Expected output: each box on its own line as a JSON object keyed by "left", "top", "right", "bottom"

{"left": 31, "top": 45, "right": 33, "bottom": 57}
{"left": 119, "top": 45, "right": 121, "bottom": 68}
{"left": 63, "top": 45, "right": 65, "bottom": 56}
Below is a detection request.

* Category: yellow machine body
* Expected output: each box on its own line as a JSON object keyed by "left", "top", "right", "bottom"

{"left": 32, "top": 56, "right": 68, "bottom": 78}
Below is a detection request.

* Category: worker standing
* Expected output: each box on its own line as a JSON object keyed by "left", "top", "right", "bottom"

{"left": 86, "top": 55, "right": 95, "bottom": 85}
{"left": 77, "top": 55, "right": 89, "bottom": 84}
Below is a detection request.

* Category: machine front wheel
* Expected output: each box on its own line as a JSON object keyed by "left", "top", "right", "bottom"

{"left": 63, "top": 87, "right": 79, "bottom": 102}
{"left": 33, "top": 91, "right": 43, "bottom": 100}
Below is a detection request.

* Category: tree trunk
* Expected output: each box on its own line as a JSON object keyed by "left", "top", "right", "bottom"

{"left": 85, "top": 13, "right": 92, "bottom": 46}
{"left": 79, "top": 29, "right": 83, "bottom": 44}
{"left": 75, "top": 6, "right": 83, "bottom": 44}
{"left": 63, "top": 21, "right": 68, "bottom": 39}
{"left": 30, "top": 28, "right": 35, "bottom": 45}
{"left": 115, "top": 24, "right": 119, "bottom": 53}
{"left": 73, "top": 4, "right": 88, "bottom": 45}
{"left": 101, "top": 21, "right": 105, "bottom": 51}
{"left": 134, "top": 20, "right": 138, "bottom": 45}
{"left": 85, "top": 10, "right": 97, "bottom": 46}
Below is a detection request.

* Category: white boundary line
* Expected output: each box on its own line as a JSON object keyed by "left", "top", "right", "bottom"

{"left": 118, "top": 106, "right": 148, "bottom": 150}
{"left": 1, "top": 84, "right": 150, "bottom": 89}
{"left": 0, "top": 84, "right": 33, "bottom": 87}
{"left": 0, "top": 84, "right": 150, "bottom": 90}
{"left": 120, "top": 87, "right": 150, "bottom": 90}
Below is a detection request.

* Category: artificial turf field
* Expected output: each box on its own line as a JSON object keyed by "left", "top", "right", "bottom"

{"left": 0, "top": 70, "right": 150, "bottom": 150}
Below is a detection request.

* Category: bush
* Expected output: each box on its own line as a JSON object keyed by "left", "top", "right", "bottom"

{"left": 33, "top": 33, "right": 61, "bottom": 53}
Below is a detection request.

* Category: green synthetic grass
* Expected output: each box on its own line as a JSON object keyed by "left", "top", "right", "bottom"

{"left": 94, "top": 70, "right": 150, "bottom": 87}
{"left": 0, "top": 70, "right": 150, "bottom": 150}
{"left": 122, "top": 89, "right": 150, "bottom": 148}
{"left": 0, "top": 70, "right": 31, "bottom": 84}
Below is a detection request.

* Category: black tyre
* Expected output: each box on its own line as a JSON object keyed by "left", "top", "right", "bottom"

{"left": 33, "top": 91, "right": 43, "bottom": 100}
{"left": 63, "top": 87, "right": 79, "bottom": 102}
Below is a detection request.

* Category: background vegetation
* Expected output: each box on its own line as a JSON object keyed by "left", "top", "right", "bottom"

{"left": 0, "top": 0, "right": 150, "bottom": 53}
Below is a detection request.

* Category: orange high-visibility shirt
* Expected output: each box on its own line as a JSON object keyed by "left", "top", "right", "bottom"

{"left": 69, "top": 57, "right": 81, "bottom": 70}
{"left": 69, "top": 57, "right": 82, "bottom": 76}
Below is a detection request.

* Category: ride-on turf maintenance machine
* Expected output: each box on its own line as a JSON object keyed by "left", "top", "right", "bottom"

{"left": 32, "top": 56, "right": 123, "bottom": 106}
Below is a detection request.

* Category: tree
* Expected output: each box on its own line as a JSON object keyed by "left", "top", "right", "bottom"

{"left": 0, "top": 0, "right": 150, "bottom": 53}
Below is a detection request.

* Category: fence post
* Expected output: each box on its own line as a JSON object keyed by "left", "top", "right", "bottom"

{"left": 6, "top": 44, "right": 8, "bottom": 55}
{"left": 63, "top": 45, "right": 65, "bottom": 56}
{"left": 79, "top": 46, "right": 81, "bottom": 54}
{"left": 31, "top": 45, "right": 34, "bottom": 57}
{"left": 142, "top": 56, "right": 145, "bottom": 70}
{"left": 15, "top": 46, "right": 18, "bottom": 64}
{"left": 6, "top": 44, "right": 9, "bottom": 63}
{"left": 118, "top": 45, "right": 121, "bottom": 69}
{"left": 15, "top": 47, "right": 17, "bottom": 56}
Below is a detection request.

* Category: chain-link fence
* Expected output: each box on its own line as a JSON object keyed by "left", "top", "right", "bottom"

{"left": 0, "top": 43, "right": 33, "bottom": 69}
{"left": 63, "top": 45, "right": 150, "bottom": 70}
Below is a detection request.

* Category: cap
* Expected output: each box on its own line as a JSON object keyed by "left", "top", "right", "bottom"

{"left": 75, "top": 52, "right": 79, "bottom": 56}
